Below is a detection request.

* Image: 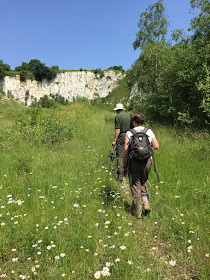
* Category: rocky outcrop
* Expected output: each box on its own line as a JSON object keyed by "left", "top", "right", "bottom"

{"left": 0, "top": 70, "right": 124, "bottom": 106}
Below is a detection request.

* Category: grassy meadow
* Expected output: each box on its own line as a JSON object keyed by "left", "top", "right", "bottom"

{"left": 0, "top": 98, "right": 209, "bottom": 279}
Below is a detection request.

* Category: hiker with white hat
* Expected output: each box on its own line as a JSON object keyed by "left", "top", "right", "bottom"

{"left": 112, "top": 103, "right": 133, "bottom": 182}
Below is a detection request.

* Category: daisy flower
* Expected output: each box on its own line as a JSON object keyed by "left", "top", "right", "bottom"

{"left": 94, "top": 271, "right": 101, "bottom": 279}
{"left": 169, "top": 260, "right": 176, "bottom": 266}
{"left": 102, "top": 267, "right": 110, "bottom": 273}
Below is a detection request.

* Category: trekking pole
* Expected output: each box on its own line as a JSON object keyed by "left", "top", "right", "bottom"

{"left": 152, "top": 155, "right": 160, "bottom": 183}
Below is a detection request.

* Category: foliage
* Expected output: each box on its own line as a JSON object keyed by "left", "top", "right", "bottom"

{"left": 28, "top": 59, "right": 58, "bottom": 81}
{"left": 189, "top": 0, "right": 210, "bottom": 43}
{"left": 0, "top": 97, "right": 27, "bottom": 127}
{"left": 92, "top": 68, "right": 105, "bottom": 78}
{"left": 14, "top": 106, "right": 73, "bottom": 144}
{"left": 133, "top": 0, "right": 168, "bottom": 50}
{"left": 0, "top": 59, "right": 11, "bottom": 79}
{"left": 107, "top": 66, "right": 124, "bottom": 72}
{"left": 31, "top": 94, "right": 70, "bottom": 109}
{"left": 170, "top": 28, "right": 187, "bottom": 43}
{"left": 92, "top": 76, "right": 130, "bottom": 111}
{"left": 129, "top": 0, "right": 210, "bottom": 129}
{"left": 0, "top": 90, "right": 5, "bottom": 98}
{"left": 197, "top": 63, "right": 210, "bottom": 119}
{"left": 14, "top": 59, "right": 60, "bottom": 81}
{"left": 32, "top": 95, "right": 53, "bottom": 108}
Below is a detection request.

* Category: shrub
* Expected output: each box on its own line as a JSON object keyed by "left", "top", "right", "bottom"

{"left": 15, "top": 107, "right": 73, "bottom": 145}
{"left": 0, "top": 90, "right": 5, "bottom": 98}
{"left": 31, "top": 94, "right": 70, "bottom": 108}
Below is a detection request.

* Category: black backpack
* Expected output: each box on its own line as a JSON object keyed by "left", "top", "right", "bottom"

{"left": 128, "top": 128, "right": 160, "bottom": 182}
{"left": 128, "top": 128, "right": 153, "bottom": 161}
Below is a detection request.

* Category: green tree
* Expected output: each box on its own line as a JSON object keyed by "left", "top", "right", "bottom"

{"left": 129, "top": 0, "right": 209, "bottom": 128}
{"left": 0, "top": 59, "right": 11, "bottom": 79}
{"left": 189, "top": 0, "right": 210, "bottom": 125}
{"left": 133, "top": 0, "right": 168, "bottom": 50}
{"left": 15, "top": 62, "right": 30, "bottom": 72}
{"left": 128, "top": 42, "right": 173, "bottom": 122}
{"left": 50, "top": 65, "right": 59, "bottom": 72}
{"left": 29, "top": 59, "right": 57, "bottom": 81}
{"left": 0, "top": 60, "right": 5, "bottom": 79}
{"left": 107, "top": 66, "right": 124, "bottom": 72}
{"left": 190, "top": 0, "right": 210, "bottom": 42}
{"left": 171, "top": 29, "right": 187, "bottom": 43}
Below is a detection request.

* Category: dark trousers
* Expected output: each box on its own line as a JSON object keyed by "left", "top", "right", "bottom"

{"left": 116, "top": 133, "right": 126, "bottom": 174}
{"left": 128, "top": 158, "right": 152, "bottom": 203}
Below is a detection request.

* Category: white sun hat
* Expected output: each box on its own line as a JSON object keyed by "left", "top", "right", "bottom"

{"left": 113, "top": 103, "right": 125, "bottom": 111}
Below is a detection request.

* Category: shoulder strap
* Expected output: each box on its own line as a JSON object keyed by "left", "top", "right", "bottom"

{"left": 130, "top": 127, "right": 149, "bottom": 136}
{"left": 130, "top": 128, "right": 137, "bottom": 135}
{"left": 142, "top": 127, "right": 149, "bottom": 134}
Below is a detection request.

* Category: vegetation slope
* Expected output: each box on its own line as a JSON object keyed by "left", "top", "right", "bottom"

{"left": 0, "top": 99, "right": 209, "bottom": 279}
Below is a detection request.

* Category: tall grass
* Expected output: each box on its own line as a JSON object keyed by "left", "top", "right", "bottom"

{"left": 0, "top": 101, "right": 209, "bottom": 279}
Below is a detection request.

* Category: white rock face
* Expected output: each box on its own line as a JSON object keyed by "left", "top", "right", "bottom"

{"left": 0, "top": 70, "right": 124, "bottom": 105}
{"left": 129, "top": 83, "right": 141, "bottom": 101}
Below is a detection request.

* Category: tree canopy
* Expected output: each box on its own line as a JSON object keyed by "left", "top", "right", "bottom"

{"left": 11, "top": 60, "right": 59, "bottom": 81}
{"left": 133, "top": 0, "right": 168, "bottom": 50}
{"left": 0, "top": 60, "right": 11, "bottom": 79}
{"left": 129, "top": 0, "right": 209, "bottom": 128}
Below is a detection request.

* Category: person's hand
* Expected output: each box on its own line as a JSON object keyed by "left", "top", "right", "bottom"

{"left": 112, "top": 140, "right": 116, "bottom": 146}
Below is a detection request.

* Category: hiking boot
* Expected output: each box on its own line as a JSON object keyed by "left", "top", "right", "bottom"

{"left": 136, "top": 203, "right": 142, "bottom": 219}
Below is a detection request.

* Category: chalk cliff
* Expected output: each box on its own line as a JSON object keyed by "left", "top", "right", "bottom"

{"left": 0, "top": 70, "right": 124, "bottom": 105}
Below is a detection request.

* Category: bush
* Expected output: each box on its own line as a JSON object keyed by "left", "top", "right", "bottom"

{"left": 31, "top": 94, "right": 70, "bottom": 108}
{"left": 93, "top": 68, "right": 104, "bottom": 78}
{"left": 0, "top": 90, "right": 5, "bottom": 98}
{"left": 107, "top": 66, "right": 124, "bottom": 72}
{"left": 15, "top": 107, "right": 73, "bottom": 145}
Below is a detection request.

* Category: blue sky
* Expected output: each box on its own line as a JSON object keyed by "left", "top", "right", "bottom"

{"left": 0, "top": 0, "right": 198, "bottom": 71}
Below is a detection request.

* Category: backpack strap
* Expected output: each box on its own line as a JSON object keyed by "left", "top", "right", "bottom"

{"left": 130, "top": 128, "right": 137, "bottom": 135}
{"left": 142, "top": 127, "right": 149, "bottom": 134}
{"left": 130, "top": 127, "right": 148, "bottom": 135}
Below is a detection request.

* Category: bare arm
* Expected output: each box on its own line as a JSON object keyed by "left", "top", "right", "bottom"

{"left": 152, "top": 136, "right": 159, "bottom": 150}
{"left": 123, "top": 136, "right": 130, "bottom": 169}
{"left": 112, "top": 129, "right": 120, "bottom": 146}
